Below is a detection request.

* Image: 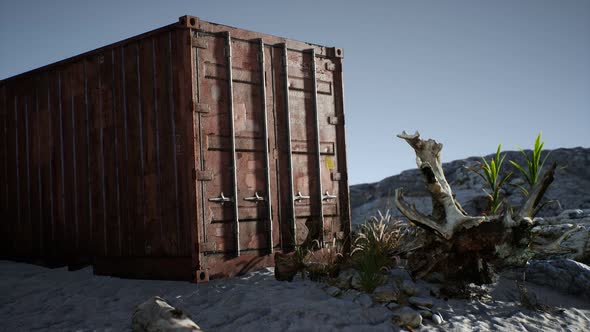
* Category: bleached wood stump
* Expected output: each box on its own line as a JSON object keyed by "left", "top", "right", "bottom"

{"left": 392, "top": 131, "right": 589, "bottom": 284}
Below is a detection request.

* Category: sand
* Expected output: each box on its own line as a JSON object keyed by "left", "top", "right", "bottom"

{"left": 1, "top": 260, "right": 589, "bottom": 331}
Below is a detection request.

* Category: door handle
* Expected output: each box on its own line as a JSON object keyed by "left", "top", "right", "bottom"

{"left": 244, "top": 191, "right": 265, "bottom": 202}
{"left": 208, "top": 192, "right": 233, "bottom": 205}
{"left": 322, "top": 190, "right": 337, "bottom": 201}
{"left": 294, "top": 191, "right": 310, "bottom": 202}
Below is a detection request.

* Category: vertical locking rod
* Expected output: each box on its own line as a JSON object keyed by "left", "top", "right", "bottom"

{"left": 282, "top": 43, "right": 297, "bottom": 249}
{"left": 258, "top": 39, "right": 274, "bottom": 253}
{"left": 309, "top": 48, "right": 325, "bottom": 247}
{"left": 226, "top": 32, "right": 240, "bottom": 257}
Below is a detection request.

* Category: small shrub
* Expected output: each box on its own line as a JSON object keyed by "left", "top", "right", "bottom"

{"left": 352, "top": 210, "right": 404, "bottom": 260}
{"left": 356, "top": 256, "right": 386, "bottom": 293}
{"left": 351, "top": 211, "right": 405, "bottom": 292}
{"left": 304, "top": 239, "right": 344, "bottom": 281}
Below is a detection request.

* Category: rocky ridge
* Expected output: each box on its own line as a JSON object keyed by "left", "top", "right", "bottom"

{"left": 351, "top": 147, "right": 590, "bottom": 226}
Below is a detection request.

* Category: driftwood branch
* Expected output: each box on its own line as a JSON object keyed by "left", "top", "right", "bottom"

{"left": 395, "top": 131, "right": 491, "bottom": 240}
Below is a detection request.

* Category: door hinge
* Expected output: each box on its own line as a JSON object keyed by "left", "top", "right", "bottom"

{"left": 333, "top": 47, "right": 344, "bottom": 58}
{"left": 257, "top": 51, "right": 264, "bottom": 63}
{"left": 328, "top": 116, "right": 343, "bottom": 125}
{"left": 194, "top": 269, "right": 210, "bottom": 283}
{"left": 191, "top": 37, "right": 208, "bottom": 49}
{"left": 193, "top": 169, "right": 214, "bottom": 181}
{"left": 331, "top": 172, "right": 342, "bottom": 181}
{"left": 194, "top": 102, "right": 210, "bottom": 113}
{"left": 198, "top": 242, "right": 216, "bottom": 252}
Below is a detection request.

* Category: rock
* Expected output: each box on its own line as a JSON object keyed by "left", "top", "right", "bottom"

{"left": 401, "top": 280, "right": 417, "bottom": 296}
{"left": 386, "top": 302, "right": 401, "bottom": 311}
{"left": 371, "top": 284, "right": 397, "bottom": 303}
{"left": 415, "top": 280, "right": 442, "bottom": 297}
{"left": 422, "top": 272, "right": 445, "bottom": 284}
{"left": 408, "top": 296, "right": 434, "bottom": 308}
{"left": 341, "top": 289, "right": 362, "bottom": 302}
{"left": 530, "top": 222, "right": 590, "bottom": 262}
{"left": 354, "top": 293, "right": 374, "bottom": 308}
{"left": 525, "top": 259, "right": 590, "bottom": 299}
{"left": 131, "top": 296, "right": 202, "bottom": 332}
{"left": 391, "top": 307, "right": 422, "bottom": 328}
{"left": 387, "top": 267, "right": 412, "bottom": 281}
{"left": 334, "top": 269, "right": 356, "bottom": 290}
{"left": 558, "top": 209, "right": 585, "bottom": 219}
{"left": 325, "top": 286, "right": 342, "bottom": 297}
{"left": 432, "top": 313, "right": 444, "bottom": 325}
{"left": 351, "top": 271, "right": 363, "bottom": 290}
{"left": 419, "top": 309, "right": 432, "bottom": 318}
{"left": 274, "top": 252, "right": 301, "bottom": 282}
{"left": 363, "top": 307, "right": 396, "bottom": 325}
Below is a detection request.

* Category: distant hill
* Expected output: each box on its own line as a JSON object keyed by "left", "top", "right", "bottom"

{"left": 350, "top": 147, "right": 590, "bottom": 226}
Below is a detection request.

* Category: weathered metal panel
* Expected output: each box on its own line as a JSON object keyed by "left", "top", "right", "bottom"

{"left": 49, "top": 69, "right": 67, "bottom": 260}
{"left": 139, "top": 37, "right": 161, "bottom": 257}
{"left": 4, "top": 83, "right": 17, "bottom": 257}
{"left": 0, "top": 83, "right": 8, "bottom": 257}
{"left": 190, "top": 16, "right": 350, "bottom": 279}
{"left": 193, "top": 30, "right": 283, "bottom": 278}
{"left": 62, "top": 62, "right": 81, "bottom": 262}
{"left": 153, "top": 32, "right": 178, "bottom": 256}
{"left": 99, "top": 51, "right": 119, "bottom": 258}
{"left": 173, "top": 28, "right": 197, "bottom": 259}
{"left": 0, "top": 15, "right": 350, "bottom": 281}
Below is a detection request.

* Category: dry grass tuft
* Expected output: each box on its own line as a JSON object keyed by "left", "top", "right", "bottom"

{"left": 351, "top": 210, "right": 408, "bottom": 292}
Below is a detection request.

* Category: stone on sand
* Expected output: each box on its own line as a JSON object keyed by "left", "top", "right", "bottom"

{"left": 391, "top": 306, "right": 422, "bottom": 328}
{"left": 526, "top": 259, "right": 590, "bottom": 299}
{"left": 372, "top": 284, "right": 398, "bottom": 303}
{"left": 408, "top": 296, "right": 434, "bottom": 308}
{"left": 131, "top": 296, "right": 202, "bottom": 332}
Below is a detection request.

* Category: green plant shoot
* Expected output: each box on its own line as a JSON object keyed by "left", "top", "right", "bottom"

{"left": 465, "top": 144, "right": 512, "bottom": 214}
{"left": 509, "top": 132, "right": 551, "bottom": 196}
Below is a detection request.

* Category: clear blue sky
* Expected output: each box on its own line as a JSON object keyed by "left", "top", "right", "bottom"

{"left": 1, "top": 0, "right": 589, "bottom": 185}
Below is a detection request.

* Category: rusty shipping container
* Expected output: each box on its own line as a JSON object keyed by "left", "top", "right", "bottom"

{"left": 0, "top": 15, "right": 351, "bottom": 281}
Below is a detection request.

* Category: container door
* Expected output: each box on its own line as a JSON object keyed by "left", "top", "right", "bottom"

{"left": 278, "top": 47, "right": 343, "bottom": 249}
{"left": 193, "top": 32, "right": 279, "bottom": 276}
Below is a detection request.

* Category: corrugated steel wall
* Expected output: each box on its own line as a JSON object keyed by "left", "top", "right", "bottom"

{"left": 0, "top": 25, "right": 195, "bottom": 272}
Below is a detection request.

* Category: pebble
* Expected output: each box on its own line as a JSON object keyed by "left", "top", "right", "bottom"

{"left": 372, "top": 284, "right": 398, "bottom": 303}
{"left": 351, "top": 273, "right": 363, "bottom": 290}
{"left": 408, "top": 296, "right": 434, "bottom": 308}
{"left": 341, "top": 289, "right": 361, "bottom": 302}
{"left": 354, "top": 293, "right": 374, "bottom": 308}
{"left": 334, "top": 269, "right": 356, "bottom": 290}
{"left": 391, "top": 306, "right": 422, "bottom": 328}
{"left": 386, "top": 302, "right": 401, "bottom": 311}
{"left": 325, "top": 286, "right": 342, "bottom": 297}
{"left": 419, "top": 309, "right": 433, "bottom": 318}
{"left": 402, "top": 280, "right": 417, "bottom": 296}
{"left": 388, "top": 267, "right": 412, "bottom": 281}
{"left": 432, "top": 312, "right": 444, "bottom": 325}
{"left": 558, "top": 209, "right": 584, "bottom": 219}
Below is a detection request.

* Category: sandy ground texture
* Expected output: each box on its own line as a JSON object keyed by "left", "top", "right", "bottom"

{"left": 1, "top": 260, "right": 589, "bottom": 331}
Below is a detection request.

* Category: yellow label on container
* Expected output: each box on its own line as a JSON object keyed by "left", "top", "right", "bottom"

{"left": 325, "top": 156, "right": 335, "bottom": 170}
